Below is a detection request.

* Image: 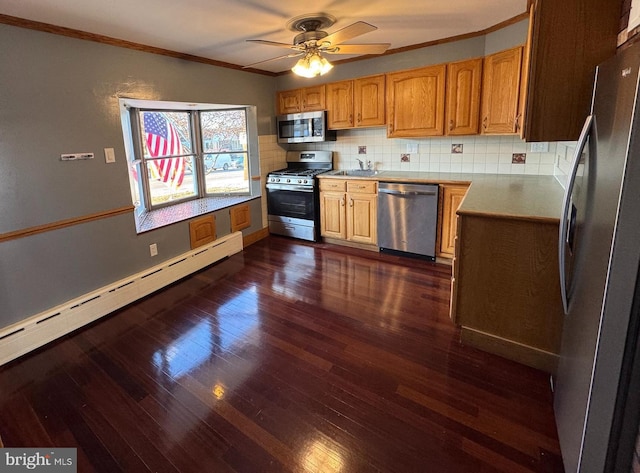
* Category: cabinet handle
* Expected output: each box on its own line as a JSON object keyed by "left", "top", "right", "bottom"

{"left": 341, "top": 198, "right": 345, "bottom": 206}
{"left": 357, "top": 113, "right": 361, "bottom": 123}
{"left": 514, "top": 113, "right": 521, "bottom": 132}
{"left": 349, "top": 199, "right": 353, "bottom": 207}
{"left": 449, "top": 119, "right": 454, "bottom": 131}
{"left": 483, "top": 116, "right": 488, "bottom": 130}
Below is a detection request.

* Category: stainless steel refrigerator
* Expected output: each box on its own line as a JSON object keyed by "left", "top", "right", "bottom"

{"left": 556, "top": 41, "right": 640, "bottom": 472}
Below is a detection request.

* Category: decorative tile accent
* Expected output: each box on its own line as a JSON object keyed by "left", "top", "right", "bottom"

{"left": 358, "top": 146, "right": 367, "bottom": 154}
{"left": 401, "top": 154, "right": 410, "bottom": 162}
{"left": 452, "top": 144, "right": 463, "bottom": 154}
{"left": 512, "top": 153, "right": 526, "bottom": 164}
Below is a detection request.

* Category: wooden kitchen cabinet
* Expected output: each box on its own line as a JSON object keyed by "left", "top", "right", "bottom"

{"left": 481, "top": 46, "right": 523, "bottom": 135}
{"left": 319, "top": 179, "right": 377, "bottom": 246}
{"left": 521, "top": 0, "right": 619, "bottom": 142}
{"left": 277, "top": 85, "right": 326, "bottom": 114}
{"left": 386, "top": 64, "right": 446, "bottom": 137}
{"left": 437, "top": 184, "right": 469, "bottom": 257}
{"left": 326, "top": 75, "right": 385, "bottom": 129}
{"left": 451, "top": 212, "right": 564, "bottom": 373}
{"left": 326, "top": 80, "right": 353, "bottom": 129}
{"left": 445, "top": 58, "right": 483, "bottom": 136}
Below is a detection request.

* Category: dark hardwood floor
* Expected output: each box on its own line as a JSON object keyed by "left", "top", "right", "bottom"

{"left": 0, "top": 236, "right": 564, "bottom": 472}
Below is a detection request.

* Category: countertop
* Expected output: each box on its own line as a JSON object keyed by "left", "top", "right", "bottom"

{"left": 318, "top": 171, "right": 565, "bottom": 223}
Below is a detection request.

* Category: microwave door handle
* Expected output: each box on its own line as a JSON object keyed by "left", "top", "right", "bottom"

{"left": 559, "top": 114, "right": 594, "bottom": 315}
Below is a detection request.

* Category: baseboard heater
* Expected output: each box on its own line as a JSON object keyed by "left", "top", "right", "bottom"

{"left": 0, "top": 231, "right": 243, "bottom": 366}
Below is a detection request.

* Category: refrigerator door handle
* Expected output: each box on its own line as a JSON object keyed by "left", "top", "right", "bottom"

{"left": 559, "top": 114, "right": 594, "bottom": 314}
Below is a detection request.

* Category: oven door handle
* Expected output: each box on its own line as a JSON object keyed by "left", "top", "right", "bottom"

{"left": 266, "top": 183, "right": 315, "bottom": 192}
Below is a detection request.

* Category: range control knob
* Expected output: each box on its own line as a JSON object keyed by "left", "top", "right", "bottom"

{"left": 275, "top": 178, "right": 280, "bottom": 182}
{"left": 297, "top": 179, "right": 302, "bottom": 184}
{"left": 286, "top": 179, "right": 291, "bottom": 183}
{"left": 303, "top": 180, "right": 308, "bottom": 184}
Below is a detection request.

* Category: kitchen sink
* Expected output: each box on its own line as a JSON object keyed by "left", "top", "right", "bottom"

{"left": 331, "top": 169, "right": 383, "bottom": 177}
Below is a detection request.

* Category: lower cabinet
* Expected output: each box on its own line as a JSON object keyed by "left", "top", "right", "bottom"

{"left": 437, "top": 184, "right": 469, "bottom": 257}
{"left": 319, "top": 179, "right": 377, "bottom": 246}
{"left": 451, "top": 212, "right": 564, "bottom": 374}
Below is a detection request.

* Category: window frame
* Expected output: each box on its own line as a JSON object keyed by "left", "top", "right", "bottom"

{"left": 129, "top": 105, "right": 252, "bottom": 212}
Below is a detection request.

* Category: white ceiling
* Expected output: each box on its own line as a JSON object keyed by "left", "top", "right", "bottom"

{"left": 0, "top": 0, "right": 528, "bottom": 74}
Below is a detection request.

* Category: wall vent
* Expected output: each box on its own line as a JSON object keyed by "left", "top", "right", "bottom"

{"left": 0, "top": 231, "right": 243, "bottom": 366}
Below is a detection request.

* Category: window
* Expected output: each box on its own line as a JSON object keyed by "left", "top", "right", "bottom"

{"left": 126, "top": 103, "right": 252, "bottom": 212}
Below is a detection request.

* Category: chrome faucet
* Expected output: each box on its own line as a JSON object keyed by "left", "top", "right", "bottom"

{"left": 356, "top": 158, "right": 373, "bottom": 171}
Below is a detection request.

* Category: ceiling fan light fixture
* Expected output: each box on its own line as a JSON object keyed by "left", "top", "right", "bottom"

{"left": 292, "top": 50, "right": 333, "bottom": 78}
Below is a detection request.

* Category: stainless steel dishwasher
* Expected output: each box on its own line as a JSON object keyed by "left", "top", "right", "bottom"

{"left": 377, "top": 182, "right": 439, "bottom": 260}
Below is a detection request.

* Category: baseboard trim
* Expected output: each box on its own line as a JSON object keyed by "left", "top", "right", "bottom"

{"left": 243, "top": 227, "right": 270, "bottom": 247}
{"left": 460, "top": 326, "right": 559, "bottom": 374}
{"left": 0, "top": 232, "right": 243, "bottom": 366}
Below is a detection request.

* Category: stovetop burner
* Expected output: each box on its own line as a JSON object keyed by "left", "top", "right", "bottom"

{"left": 266, "top": 150, "right": 333, "bottom": 188}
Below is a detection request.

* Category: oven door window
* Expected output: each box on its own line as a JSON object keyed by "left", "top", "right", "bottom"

{"left": 267, "top": 188, "right": 315, "bottom": 220}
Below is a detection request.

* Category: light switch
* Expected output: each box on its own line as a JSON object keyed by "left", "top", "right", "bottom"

{"left": 406, "top": 143, "right": 418, "bottom": 154}
{"left": 104, "top": 148, "right": 116, "bottom": 163}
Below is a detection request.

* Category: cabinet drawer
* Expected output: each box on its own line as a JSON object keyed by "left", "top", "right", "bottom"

{"left": 346, "top": 180, "right": 377, "bottom": 194}
{"left": 320, "top": 179, "right": 346, "bottom": 191}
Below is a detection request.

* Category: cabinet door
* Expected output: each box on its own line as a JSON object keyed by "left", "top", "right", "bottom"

{"left": 438, "top": 185, "right": 469, "bottom": 257}
{"left": 347, "top": 193, "right": 377, "bottom": 245}
{"left": 354, "top": 75, "right": 386, "bottom": 127}
{"left": 446, "top": 58, "right": 482, "bottom": 136}
{"left": 522, "top": 0, "right": 618, "bottom": 142}
{"left": 302, "top": 85, "right": 326, "bottom": 111}
{"left": 386, "top": 64, "right": 446, "bottom": 137}
{"left": 326, "top": 81, "right": 354, "bottom": 129}
{"left": 320, "top": 191, "right": 346, "bottom": 239}
{"left": 481, "top": 46, "right": 523, "bottom": 135}
{"left": 277, "top": 89, "right": 301, "bottom": 114}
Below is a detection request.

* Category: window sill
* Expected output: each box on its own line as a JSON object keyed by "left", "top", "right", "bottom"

{"left": 135, "top": 195, "right": 258, "bottom": 233}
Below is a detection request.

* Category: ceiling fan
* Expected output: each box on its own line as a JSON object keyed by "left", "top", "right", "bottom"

{"left": 244, "top": 13, "right": 391, "bottom": 76}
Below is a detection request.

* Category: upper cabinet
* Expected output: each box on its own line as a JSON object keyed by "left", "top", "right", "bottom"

{"left": 326, "top": 80, "right": 354, "bottom": 129}
{"left": 386, "top": 64, "right": 446, "bottom": 138}
{"left": 522, "top": 0, "right": 620, "bottom": 141}
{"left": 446, "top": 57, "right": 483, "bottom": 136}
{"left": 354, "top": 75, "right": 386, "bottom": 128}
{"left": 326, "top": 75, "right": 385, "bottom": 129}
{"left": 277, "top": 85, "right": 326, "bottom": 115}
{"left": 481, "top": 46, "right": 523, "bottom": 135}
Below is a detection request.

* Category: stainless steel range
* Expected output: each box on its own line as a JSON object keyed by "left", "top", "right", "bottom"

{"left": 266, "top": 150, "right": 333, "bottom": 241}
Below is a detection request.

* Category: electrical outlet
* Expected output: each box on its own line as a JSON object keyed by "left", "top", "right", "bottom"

{"left": 149, "top": 243, "right": 158, "bottom": 257}
{"left": 530, "top": 142, "right": 549, "bottom": 153}
{"left": 406, "top": 143, "right": 418, "bottom": 154}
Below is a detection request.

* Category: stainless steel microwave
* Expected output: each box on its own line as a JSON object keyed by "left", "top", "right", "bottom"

{"left": 276, "top": 110, "right": 336, "bottom": 144}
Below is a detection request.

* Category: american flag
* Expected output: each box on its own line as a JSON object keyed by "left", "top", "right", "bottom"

{"left": 143, "top": 112, "right": 186, "bottom": 189}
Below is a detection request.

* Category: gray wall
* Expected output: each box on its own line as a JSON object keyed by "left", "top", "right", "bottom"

{"left": 0, "top": 23, "right": 275, "bottom": 328}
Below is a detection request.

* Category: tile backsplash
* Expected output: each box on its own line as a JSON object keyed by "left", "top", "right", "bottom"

{"left": 287, "top": 128, "right": 560, "bottom": 176}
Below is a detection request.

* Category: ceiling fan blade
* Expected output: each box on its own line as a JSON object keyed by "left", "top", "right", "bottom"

{"left": 246, "top": 39, "right": 296, "bottom": 49}
{"left": 321, "top": 21, "right": 377, "bottom": 47}
{"left": 325, "top": 43, "right": 391, "bottom": 55}
{"left": 242, "top": 52, "right": 303, "bottom": 69}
